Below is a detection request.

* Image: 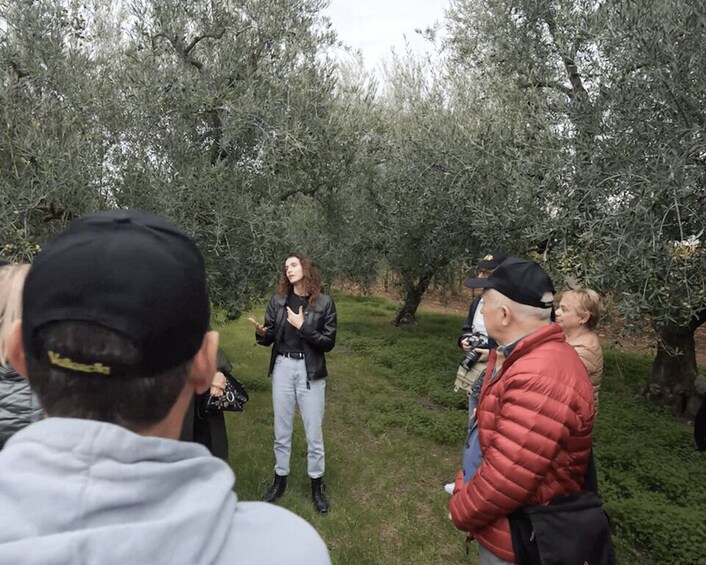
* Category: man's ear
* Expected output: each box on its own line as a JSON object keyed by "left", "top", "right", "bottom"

{"left": 500, "top": 305, "right": 512, "bottom": 327}
{"left": 188, "top": 330, "right": 219, "bottom": 395}
{"left": 7, "top": 320, "right": 29, "bottom": 379}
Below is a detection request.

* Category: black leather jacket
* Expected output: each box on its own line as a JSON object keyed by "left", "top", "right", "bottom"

{"left": 256, "top": 293, "right": 337, "bottom": 381}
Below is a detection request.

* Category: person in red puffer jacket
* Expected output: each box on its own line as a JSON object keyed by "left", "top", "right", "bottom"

{"left": 449, "top": 257, "right": 594, "bottom": 565}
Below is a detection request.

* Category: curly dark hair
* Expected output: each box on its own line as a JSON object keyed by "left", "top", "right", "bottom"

{"left": 276, "top": 254, "right": 322, "bottom": 306}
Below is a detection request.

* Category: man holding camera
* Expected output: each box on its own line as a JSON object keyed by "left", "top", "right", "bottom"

{"left": 449, "top": 258, "right": 594, "bottom": 565}
{"left": 447, "top": 253, "right": 506, "bottom": 494}
{"left": 457, "top": 251, "right": 506, "bottom": 385}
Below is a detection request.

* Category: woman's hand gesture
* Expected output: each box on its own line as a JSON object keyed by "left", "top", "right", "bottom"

{"left": 248, "top": 317, "right": 268, "bottom": 336}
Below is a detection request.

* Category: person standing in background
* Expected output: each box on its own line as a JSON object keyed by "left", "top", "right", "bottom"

{"left": 446, "top": 252, "right": 505, "bottom": 494}
{"left": 556, "top": 286, "right": 605, "bottom": 493}
{"left": 458, "top": 252, "right": 507, "bottom": 356}
{"left": 556, "top": 288, "right": 604, "bottom": 408}
{"left": 0, "top": 263, "right": 43, "bottom": 448}
{"left": 457, "top": 251, "right": 506, "bottom": 411}
{"left": 180, "top": 348, "right": 232, "bottom": 461}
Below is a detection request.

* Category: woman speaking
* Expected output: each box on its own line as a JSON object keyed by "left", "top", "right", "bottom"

{"left": 249, "top": 254, "right": 337, "bottom": 514}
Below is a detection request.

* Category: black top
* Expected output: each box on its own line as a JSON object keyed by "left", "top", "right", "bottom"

{"left": 279, "top": 293, "right": 308, "bottom": 354}
{"left": 256, "top": 293, "right": 337, "bottom": 380}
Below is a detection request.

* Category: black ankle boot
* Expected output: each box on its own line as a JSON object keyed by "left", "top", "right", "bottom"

{"left": 311, "top": 477, "right": 330, "bottom": 514}
{"left": 261, "top": 473, "right": 287, "bottom": 502}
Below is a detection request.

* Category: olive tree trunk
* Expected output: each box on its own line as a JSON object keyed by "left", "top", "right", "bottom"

{"left": 647, "top": 309, "right": 706, "bottom": 418}
{"left": 393, "top": 272, "right": 434, "bottom": 326}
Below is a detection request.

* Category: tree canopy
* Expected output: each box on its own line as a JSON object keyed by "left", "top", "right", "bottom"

{"left": 0, "top": 0, "right": 703, "bottom": 413}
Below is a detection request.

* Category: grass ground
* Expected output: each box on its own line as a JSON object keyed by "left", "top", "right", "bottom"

{"left": 217, "top": 294, "right": 705, "bottom": 565}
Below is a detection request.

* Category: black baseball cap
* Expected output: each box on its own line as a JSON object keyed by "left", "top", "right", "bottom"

{"left": 22, "top": 209, "right": 210, "bottom": 376}
{"left": 463, "top": 257, "right": 555, "bottom": 308}
{"left": 476, "top": 251, "right": 506, "bottom": 271}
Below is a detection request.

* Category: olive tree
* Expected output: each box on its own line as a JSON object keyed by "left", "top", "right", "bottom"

{"left": 445, "top": 0, "right": 706, "bottom": 415}
{"left": 105, "top": 0, "right": 344, "bottom": 315}
{"left": 369, "top": 49, "right": 556, "bottom": 324}
{"left": 0, "top": 0, "right": 112, "bottom": 258}
{"left": 591, "top": 0, "right": 706, "bottom": 415}
{"left": 0, "top": 0, "right": 345, "bottom": 317}
{"left": 278, "top": 61, "right": 389, "bottom": 288}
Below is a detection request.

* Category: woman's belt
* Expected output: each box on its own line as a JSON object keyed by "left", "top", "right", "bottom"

{"left": 279, "top": 352, "right": 305, "bottom": 359}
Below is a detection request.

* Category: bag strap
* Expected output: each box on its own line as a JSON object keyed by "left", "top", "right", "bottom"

{"left": 523, "top": 491, "right": 604, "bottom": 515}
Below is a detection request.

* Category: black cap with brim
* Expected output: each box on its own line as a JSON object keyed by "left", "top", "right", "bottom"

{"left": 463, "top": 257, "right": 555, "bottom": 309}
{"left": 22, "top": 209, "right": 210, "bottom": 376}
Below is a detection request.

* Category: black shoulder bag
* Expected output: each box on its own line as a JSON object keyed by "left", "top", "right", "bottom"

{"left": 509, "top": 490, "right": 617, "bottom": 565}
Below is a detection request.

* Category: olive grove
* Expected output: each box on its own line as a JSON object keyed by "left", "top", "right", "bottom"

{"left": 0, "top": 0, "right": 704, "bottom": 414}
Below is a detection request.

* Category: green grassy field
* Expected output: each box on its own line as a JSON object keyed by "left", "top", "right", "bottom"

{"left": 218, "top": 294, "right": 705, "bottom": 565}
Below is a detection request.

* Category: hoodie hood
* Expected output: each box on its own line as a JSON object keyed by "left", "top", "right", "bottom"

{"left": 0, "top": 418, "right": 331, "bottom": 565}
{"left": 0, "top": 418, "right": 237, "bottom": 565}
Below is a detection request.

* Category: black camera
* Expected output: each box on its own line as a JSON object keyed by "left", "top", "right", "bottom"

{"left": 459, "top": 332, "right": 490, "bottom": 370}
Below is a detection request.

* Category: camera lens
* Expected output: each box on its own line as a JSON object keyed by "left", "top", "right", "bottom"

{"left": 460, "top": 350, "right": 481, "bottom": 370}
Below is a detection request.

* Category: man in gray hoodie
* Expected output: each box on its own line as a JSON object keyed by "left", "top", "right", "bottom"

{"left": 0, "top": 209, "right": 330, "bottom": 565}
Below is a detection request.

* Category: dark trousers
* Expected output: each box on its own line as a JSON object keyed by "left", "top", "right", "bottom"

{"left": 180, "top": 396, "right": 229, "bottom": 462}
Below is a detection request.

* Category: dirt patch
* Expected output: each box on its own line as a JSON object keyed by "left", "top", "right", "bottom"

{"left": 419, "top": 397, "right": 445, "bottom": 412}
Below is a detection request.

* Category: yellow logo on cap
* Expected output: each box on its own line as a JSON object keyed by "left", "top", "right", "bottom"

{"left": 47, "top": 351, "right": 111, "bottom": 375}
{"left": 483, "top": 254, "right": 494, "bottom": 261}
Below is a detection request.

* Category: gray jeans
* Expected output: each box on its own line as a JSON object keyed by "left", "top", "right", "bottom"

{"left": 272, "top": 356, "right": 326, "bottom": 478}
{"left": 478, "top": 544, "right": 514, "bottom": 565}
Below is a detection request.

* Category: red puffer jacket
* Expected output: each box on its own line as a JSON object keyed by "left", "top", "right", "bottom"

{"left": 449, "top": 324, "right": 594, "bottom": 562}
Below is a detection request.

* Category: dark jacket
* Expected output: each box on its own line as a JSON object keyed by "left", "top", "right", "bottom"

{"left": 181, "top": 349, "right": 233, "bottom": 461}
{"left": 458, "top": 295, "right": 498, "bottom": 349}
{"left": 256, "top": 293, "right": 337, "bottom": 381}
{"left": 0, "top": 364, "right": 43, "bottom": 449}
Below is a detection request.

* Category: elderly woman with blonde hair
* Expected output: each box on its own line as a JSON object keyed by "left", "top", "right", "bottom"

{"left": 0, "top": 263, "right": 43, "bottom": 448}
{"left": 556, "top": 287, "right": 604, "bottom": 408}
{"left": 556, "top": 286, "right": 605, "bottom": 494}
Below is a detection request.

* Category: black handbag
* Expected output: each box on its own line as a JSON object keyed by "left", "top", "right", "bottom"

{"left": 509, "top": 491, "right": 617, "bottom": 565}
{"left": 201, "top": 371, "right": 249, "bottom": 414}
